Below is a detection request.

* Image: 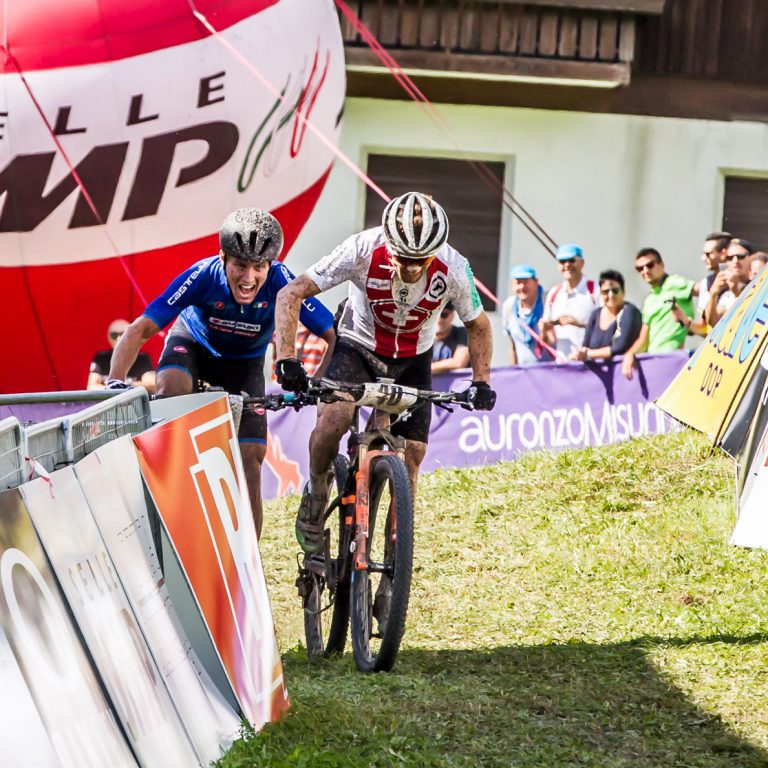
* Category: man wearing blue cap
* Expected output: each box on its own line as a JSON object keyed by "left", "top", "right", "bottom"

{"left": 541, "top": 244, "right": 599, "bottom": 358}
{"left": 502, "top": 264, "right": 552, "bottom": 365}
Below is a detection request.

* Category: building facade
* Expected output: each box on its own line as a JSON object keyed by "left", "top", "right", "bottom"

{"left": 288, "top": 0, "right": 768, "bottom": 365}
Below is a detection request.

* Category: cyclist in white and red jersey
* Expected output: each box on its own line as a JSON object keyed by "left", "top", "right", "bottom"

{"left": 274, "top": 191, "right": 496, "bottom": 555}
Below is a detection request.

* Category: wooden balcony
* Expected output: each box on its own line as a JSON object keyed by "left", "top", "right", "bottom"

{"left": 340, "top": 1, "right": 668, "bottom": 88}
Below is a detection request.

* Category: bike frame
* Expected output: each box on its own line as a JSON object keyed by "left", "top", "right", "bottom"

{"left": 321, "top": 408, "right": 405, "bottom": 586}
{"left": 242, "top": 380, "right": 473, "bottom": 617}
{"left": 348, "top": 425, "right": 405, "bottom": 573}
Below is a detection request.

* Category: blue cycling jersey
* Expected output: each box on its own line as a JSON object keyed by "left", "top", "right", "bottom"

{"left": 144, "top": 256, "right": 333, "bottom": 359}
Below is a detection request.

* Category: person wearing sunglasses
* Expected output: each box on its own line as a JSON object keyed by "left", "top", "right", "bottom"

{"left": 621, "top": 248, "right": 695, "bottom": 381}
{"left": 502, "top": 264, "right": 552, "bottom": 365}
{"left": 540, "top": 243, "right": 600, "bottom": 359}
{"left": 690, "top": 231, "right": 731, "bottom": 336}
{"left": 570, "top": 270, "right": 641, "bottom": 362}
{"left": 703, "top": 238, "right": 754, "bottom": 328}
{"left": 274, "top": 190, "right": 496, "bottom": 556}
{"left": 86, "top": 318, "right": 155, "bottom": 392}
{"left": 431, "top": 301, "right": 470, "bottom": 373}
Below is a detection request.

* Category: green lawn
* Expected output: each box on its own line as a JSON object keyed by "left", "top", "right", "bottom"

{"left": 218, "top": 430, "right": 768, "bottom": 767}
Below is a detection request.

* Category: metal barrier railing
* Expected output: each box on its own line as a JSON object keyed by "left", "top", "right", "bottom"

{"left": 16, "top": 389, "right": 152, "bottom": 476}
{"left": 68, "top": 388, "right": 151, "bottom": 462}
{"left": 0, "top": 417, "right": 24, "bottom": 489}
{"left": 23, "top": 418, "right": 68, "bottom": 475}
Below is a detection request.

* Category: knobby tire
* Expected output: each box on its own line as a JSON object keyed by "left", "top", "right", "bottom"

{"left": 304, "top": 454, "right": 351, "bottom": 660}
{"left": 350, "top": 453, "right": 413, "bottom": 673}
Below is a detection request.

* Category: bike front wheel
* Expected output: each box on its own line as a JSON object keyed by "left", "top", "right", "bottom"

{"left": 350, "top": 453, "right": 414, "bottom": 673}
{"left": 303, "top": 454, "right": 352, "bottom": 660}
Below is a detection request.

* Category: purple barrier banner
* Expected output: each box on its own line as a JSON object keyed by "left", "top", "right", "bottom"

{"left": 0, "top": 400, "right": 99, "bottom": 425}
{"left": 424, "top": 352, "right": 687, "bottom": 472}
{"left": 259, "top": 353, "right": 688, "bottom": 499}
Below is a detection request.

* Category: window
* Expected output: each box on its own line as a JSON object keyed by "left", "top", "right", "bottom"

{"left": 363, "top": 154, "right": 505, "bottom": 311}
{"left": 722, "top": 177, "right": 768, "bottom": 251}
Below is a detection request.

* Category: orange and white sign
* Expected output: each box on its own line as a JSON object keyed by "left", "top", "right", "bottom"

{"left": 134, "top": 395, "right": 289, "bottom": 728}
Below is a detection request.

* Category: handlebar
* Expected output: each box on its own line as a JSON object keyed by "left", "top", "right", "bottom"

{"left": 241, "top": 379, "right": 476, "bottom": 414}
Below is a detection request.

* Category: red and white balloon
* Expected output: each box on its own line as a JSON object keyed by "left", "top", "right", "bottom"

{"left": 0, "top": 0, "right": 345, "bottom": 391}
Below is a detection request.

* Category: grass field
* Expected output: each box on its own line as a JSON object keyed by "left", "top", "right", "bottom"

{"left": 217, "top": 430, "right": 768, "bottom": 767}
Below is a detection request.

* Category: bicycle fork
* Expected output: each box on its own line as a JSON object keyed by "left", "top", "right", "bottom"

{"left": 352, "top": 449, "right": 400, "bottom": 572}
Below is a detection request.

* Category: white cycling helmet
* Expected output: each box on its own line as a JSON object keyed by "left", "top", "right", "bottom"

{"left": 219, "top": 208, "right": 283, "bottom": 263}
{"left": 382, "top": 191, "right": 449, "bottom": 259}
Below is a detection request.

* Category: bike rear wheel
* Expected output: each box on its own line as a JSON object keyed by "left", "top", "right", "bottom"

{"left": 350, "top": 453, "right": 413, "bottom": 673}
{"left": 303, "top": 454, "right": 352, "bottom": 660}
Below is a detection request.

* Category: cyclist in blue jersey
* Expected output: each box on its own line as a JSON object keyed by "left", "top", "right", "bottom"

{"left": 108, "top": 208, "right": 335, "bottom": 537}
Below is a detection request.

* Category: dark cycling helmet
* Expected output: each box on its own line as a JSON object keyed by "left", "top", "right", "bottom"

{"left": 219, "top": 208, "right": 283, "bottom": 263}
{"left": 382, "top": 191, "right": 449, "bottom": 259}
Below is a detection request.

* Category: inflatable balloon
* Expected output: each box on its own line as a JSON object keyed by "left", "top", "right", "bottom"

{"left": 0, "top": 0, "right": 345, "bottom": 392}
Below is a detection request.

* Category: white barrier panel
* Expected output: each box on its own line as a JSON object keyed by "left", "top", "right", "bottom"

{"left": 0, "top": 417, "right": 23, "bottom": 490}
{"left": 5, "top": 389, "right": 288, "bottom": 758}
{"left": 731, "top": 417, "right": 768, "bottom": 549}
{"left": 0, "top": 622, "right": 61, "bottom": 767}
{"left": 0, "top": 488, "right": 137, "bottom": 768}
{"left": 21, "top": 471, "right": 200, "bottom": 768}
{"left": 76, "top": 438, "right": 241, "bottom": 763}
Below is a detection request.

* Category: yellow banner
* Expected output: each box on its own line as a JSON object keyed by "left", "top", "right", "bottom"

{"left": 656, "top": 268, "right": 768, "bottom": 441}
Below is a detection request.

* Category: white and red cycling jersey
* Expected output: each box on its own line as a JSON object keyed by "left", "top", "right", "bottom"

{"left": 307, "top": 227, "right": 483, "bottom": 358}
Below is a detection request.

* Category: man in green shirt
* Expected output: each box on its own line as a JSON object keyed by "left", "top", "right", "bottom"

{"left": 622, "top": 247, "right": 694, "bottom": 380}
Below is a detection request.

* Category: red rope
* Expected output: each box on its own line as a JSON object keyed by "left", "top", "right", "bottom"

{"left": 20, "top": 265, "right": 62, "bottom": 388}
{"left": 189, "top": 4, "right": 503, "bottom": 305}
{"left": 4, "top": 47, "right": 152, "bottom": 306}
{"left": 334, "top": 0, "right": 560, "bottom": 259}
{"left": 189, "top": 3, "right": 390, "bottom": 203}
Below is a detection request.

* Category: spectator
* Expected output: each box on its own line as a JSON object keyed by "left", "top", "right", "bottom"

{"left": 750, "top": 252, "right": 768, "bottom": 280}
{"left": 87, "top": 318, "right": 155, "bottom": 392}
{"left": 691, "top": 231, "right": 730, "bottom": 335}
{"left": 432, "top": 301, "right": 470, "bottom": 373}
{"left": 541, "top": 244, "right": 599, "bottom": 358}
{"left": 622, "top": 248, "right": 694, "bottom": 380}
{"left": 570, "top": 270, "right": 641, "bottom": 362}
{"left": 501, "top": 264, "right": 552, "bottom": 365}
{"left": 703, "top": 238, "right": 753, "bottom": 327}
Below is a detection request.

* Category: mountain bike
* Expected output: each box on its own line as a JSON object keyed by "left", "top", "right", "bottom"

{"left": 246, "top": 379, "right": 476, "bottom": 672}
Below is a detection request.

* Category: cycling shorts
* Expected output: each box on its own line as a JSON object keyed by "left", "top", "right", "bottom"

{"left": 325, "top": 338, "right": 433, "bottom": 443}
{"left": 157, "top": 334, "right": 266, "bottom": 443}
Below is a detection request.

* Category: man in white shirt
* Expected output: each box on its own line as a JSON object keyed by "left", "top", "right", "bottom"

{"left": 704, "top": 238, "right": 753, "bottom": 327}
{"left": 541, "top": 244, "right": 599, "bottom": 358}
{"left": 501, "top": 264, "right": 551, "bottom": 365}
{"left": 274, "top": 191, "right": 495, "bottom": 556}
